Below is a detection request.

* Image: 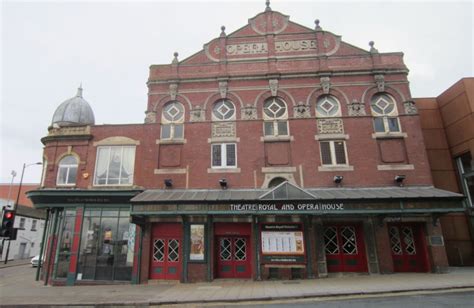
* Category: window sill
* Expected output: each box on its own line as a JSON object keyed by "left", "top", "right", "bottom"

{"left": 154, "top": 168, "right": 187, "bottom": 174}
{"left": 315, "top": 134, "right": 349, "bottom": 141}
{"left": 156, "top": 139, "right": 187, "bottom": 145}
{"left": 260, "top": 136, "right": 294, "bottom": 142}
{"left": 372, "top": 132, "right": 407, "bottom": 139}
{"left": 318, "top": 165, "right": 354, "bottom": 172}
{"left": 208, "top": 137, "right": 240, "bottom": 143}
{"left": 377, "top": 164, "right": 414, "bottom": 171}
{"left": 207, "top": 168, "right": 241, "bottom": 173}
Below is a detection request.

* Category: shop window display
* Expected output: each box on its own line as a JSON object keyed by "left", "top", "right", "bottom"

{"left": 55, "top": 210, "right": 76, "bottom": 278}
{"left": 76, "top": 208, "right": 135, "bottom": 281}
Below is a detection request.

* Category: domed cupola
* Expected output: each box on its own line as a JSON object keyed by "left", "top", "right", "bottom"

{"left": 51, "top": 86, "right": 95, "bottom": 127}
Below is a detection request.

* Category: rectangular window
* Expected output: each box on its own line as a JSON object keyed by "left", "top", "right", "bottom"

{"left": 31, "top": 220, "right": 37, "bottom": 231}
{"left": 211, "top": 143, "right": 237, "bottom": 168}
{"left": 320, "top": 141, "right": 348, "bottom": 166}
{"left": 161, "top": 124, "right": 184, "bottom": 140}
{"left": 19, "top": 217, "right": 26, "bottom": 229}
{"left": 264, "top": 121, "right": 289, "bottom": 136}
{"left": 374, "top": 117, "right": 401, "bottom": 133}
{"left": 94, "top": 146, "right": 136, "bottom": 186}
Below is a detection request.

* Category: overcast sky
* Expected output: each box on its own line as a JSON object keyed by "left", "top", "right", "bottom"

{"left": 1, "top": 0, "right": 473, "bottom": 184}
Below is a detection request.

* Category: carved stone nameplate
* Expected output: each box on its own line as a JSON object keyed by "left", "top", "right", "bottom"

{"left": 212, "top": 122, "right": 236, "bottom": 138}
{"left": 317, "top": 118, "right": 344, "bottom": 135}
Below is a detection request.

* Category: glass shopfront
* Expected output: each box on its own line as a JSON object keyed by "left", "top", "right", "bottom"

{"left": 55, "top": 210, "right": 75, "bottom": 278}
{"left": 76, "top": 208, "right": 135, "bottom": 281}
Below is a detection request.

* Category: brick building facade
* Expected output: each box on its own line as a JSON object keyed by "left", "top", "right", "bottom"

{"left": 28, "top": 3, "right": 464, "bottom": 285}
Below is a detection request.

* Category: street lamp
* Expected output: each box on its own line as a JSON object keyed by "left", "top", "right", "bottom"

{"left": 4, "top": 162, "right": 42, "bottom": 264}
{"left": 13, "top": 162, "right": 42, "bottom": 211}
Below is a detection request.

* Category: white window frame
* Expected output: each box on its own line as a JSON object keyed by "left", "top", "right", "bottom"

{"left": 316, "top": 95, "right": 341, "bottom": 118}
{"left": 161, "top": 101, "right": 185, "bottom": 140}
{"left": 31, "top": 220, "right": 37, "bottom": 231}
{"left": 211, "top": 143, "right": 237, "bottom": 169}
{"left": 370, "top": 93, "right": 401, "bottom": 133}
{"left": 212, "top": 99, "right": 236, "bottom": 121}
{"left": 319, "top": 140, "right": 349, "bottom": 166}
{"left": 263, "top": 97, "right": 289, "bottom": 137}
{"left": 19, "top": 217, "right": 26, "bottom": 229}
{"left": 56, "top": 155, "right": 78, "bottom": 186}
{"left": 93, "top": 145, "right": 136, "bottom": 186}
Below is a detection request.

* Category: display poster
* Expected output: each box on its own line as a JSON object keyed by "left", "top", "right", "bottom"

{"left": 261, "top": 224, "right": 304, "bottom": 255}
{"left": 126, "top": 223, "right": 136, "bottom": 265}
{"left": 190, "top": 224, "right": 205, "bottom": 261}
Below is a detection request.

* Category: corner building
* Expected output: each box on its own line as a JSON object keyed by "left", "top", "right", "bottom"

{"left": 29, "top": 4, "right": 465, "bottom": 285}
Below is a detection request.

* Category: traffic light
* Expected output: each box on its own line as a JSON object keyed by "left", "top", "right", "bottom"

{"left": 1, "top": 210, "right": 16, "bottom": 239}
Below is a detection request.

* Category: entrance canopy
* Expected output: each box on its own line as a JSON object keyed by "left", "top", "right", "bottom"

{"left": 130, "top": 182, "right": 465, "bottom": 216}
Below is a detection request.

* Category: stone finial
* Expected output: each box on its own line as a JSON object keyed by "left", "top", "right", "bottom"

{"left": 220, "top": 25, "right": 226, "bottom": 37}
{"left": 265, "top": 0, "right": 271, "bottom": 12}
{"left": 172, "top": 52, "right": 179, "bottom": 64}
{"left": 315, "top": 19, "right": 322, "bottom": 31}
{"left": 369, "top": 41, "right": 378, "bottom": 53}
{"left": 76, "top": 83, "right": 83, "bottom": 97}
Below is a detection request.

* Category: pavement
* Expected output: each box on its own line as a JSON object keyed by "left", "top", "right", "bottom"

{"left": 0, "top": 263, "right": 473, "bottom": 307}
{"left": 0, "top": 258, "right": 31, "bottom": 269}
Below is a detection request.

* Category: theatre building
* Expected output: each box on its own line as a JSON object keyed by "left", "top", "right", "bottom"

{"left": 28, "top": 3, "right": 465, "bottom": 286}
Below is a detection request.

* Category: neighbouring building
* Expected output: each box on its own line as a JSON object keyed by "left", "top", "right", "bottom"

{"left": 0, "top": 184, "right": 46, "bottom": 261}
{"left": 416, "top": 77, "right": 474, "bottom": 266}
{"left": 27, "top": 3, "right": 465, "bottom": 286}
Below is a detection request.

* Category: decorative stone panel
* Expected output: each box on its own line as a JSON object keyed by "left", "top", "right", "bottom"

{"left": 374, "top": 75, "right": 385, "bottom": 92}
{"left": 293, "top": 102, "right": 311, "bottom": 118}
{"left": 241, "top": 104, "right": 257, "bottom": 120}
{"left": 317, "top": 118, "right": 344, "bottom": 135}
{"left": 320, "top": 77, "right": 331, "bottom": 94}
{"left": 212, "top": 122, "right": 236, "bottom": 138}
{"left": 404, "top": 100, "right": 418, "bottom": 115}
{"left": 144, "top": 111, "right": 156, "bottom": 123}
{"left": 190, "top": 105, "right": 205, "bottom": 122}
{"left": 347, "top": 99, "right": 366, "bottom": 116}
{"left": 218, "top": 81, "right": 228, "bottom": 99}
{"left": 269, "top": 79, "right": 279, "bottom": 96}
{"left": 169, "top": 83, "right": 178, "bottom": 100}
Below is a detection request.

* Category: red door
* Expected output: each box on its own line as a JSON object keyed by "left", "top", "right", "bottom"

{"left": 388, "top": 223, "right": 429, "bottom": 272}
{"left": 324, "top": 224, "right": 368, "bottom": 272}
{"left": 149, "top": 223, "right": 182, "bottom": 280}
{"left": 216, "top": 236, "right": 251, "bottom": 278}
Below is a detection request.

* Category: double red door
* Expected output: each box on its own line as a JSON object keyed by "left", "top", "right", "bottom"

{"left": 388, "top": 223, "right": 429, "bottom": 272}
{"left": 216, "top": 236, "right": 251, "bottom": 278}
{"left": 149, "top": 223, "right": 182, "bottom": 280}
{"left": 324, "top": 224, "right": 368, "bottom": 272}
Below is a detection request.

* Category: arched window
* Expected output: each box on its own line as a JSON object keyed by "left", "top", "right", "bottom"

{"left": 161, "top": 101, "right": 184, "bottom": 139}
{"left": 212, "top": 99, "right": 236, "bottom": 121}
{"left": 57, "top": 155, "right": 78, "bottom": 185}
{"left": 263, "top": 97, "right": 289, "bottom": 136}
{"left": 268, "top": 177, "right": 287, "bottom": 188}
{"left": 316, "top": 95, "right": 341, "bottom": 117}
{"left": 370, "top": 93, "right": 401, "bottom": 133}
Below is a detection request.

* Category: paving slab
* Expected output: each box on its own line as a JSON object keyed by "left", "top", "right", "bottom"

{"left": 0, "top": 266, "right": 473, "bottom": 306}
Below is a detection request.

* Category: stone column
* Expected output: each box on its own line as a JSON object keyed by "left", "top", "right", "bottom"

{"left": 313, "top": 217, "right": 328, "bottom": 278}
{"left": 426, "top": 218, "right": 449, "bottom": 273}
{"left": 363, "top": 218, "right": 380, "bottom": 274}
{"left": 373, "top": 219, "right": 394, "bottom": 274}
